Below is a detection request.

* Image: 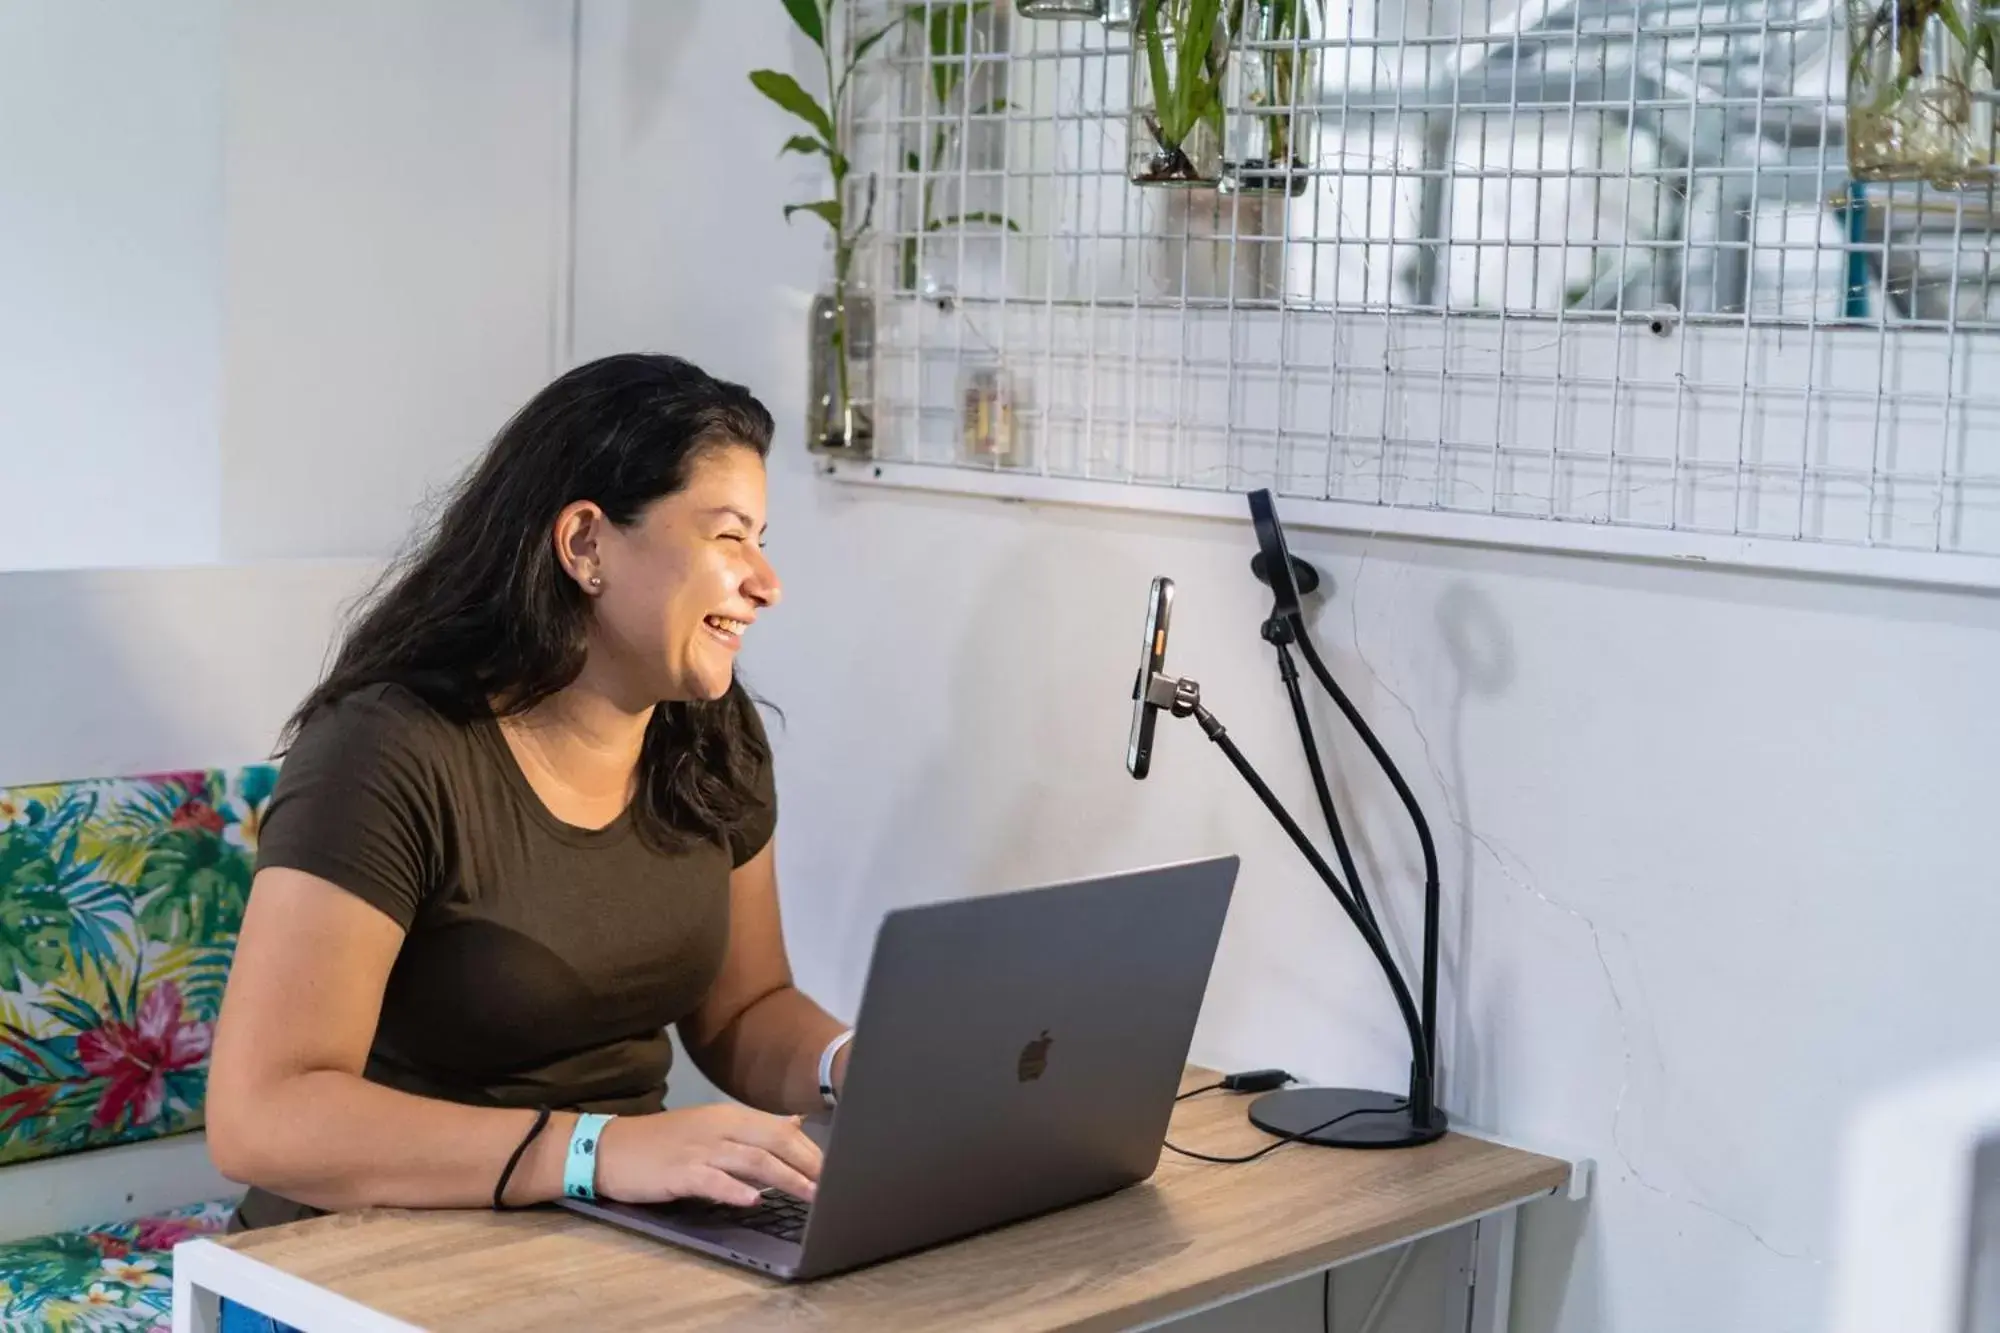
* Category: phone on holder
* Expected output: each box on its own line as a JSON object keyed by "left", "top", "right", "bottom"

{"left": 1127, "top": 576, "right": 1175, "bottom": 779}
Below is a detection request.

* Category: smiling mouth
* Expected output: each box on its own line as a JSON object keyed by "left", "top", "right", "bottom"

{"left": 703, "top": 615, "right": 748, "bottom": 648}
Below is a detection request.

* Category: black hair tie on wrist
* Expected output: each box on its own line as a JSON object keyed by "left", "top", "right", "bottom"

{"left": 493, "top": 1105, "right": 554, "bottom": 1211}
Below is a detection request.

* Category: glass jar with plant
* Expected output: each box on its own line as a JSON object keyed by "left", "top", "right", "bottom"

{"left": 899, "top": 2, "right": 1023, "bottom": 296}
{"left": 1848, "top": 0, "right": 2000, "bottom": 187}
{"left": 1223, "top": 0, "right": 1323, "bottom": 195}
{"left": 1129, "top": 0, "right": 1238, "bottom": 186}
{"left": 750, "top": 0, "right": 894, "bottom": 455}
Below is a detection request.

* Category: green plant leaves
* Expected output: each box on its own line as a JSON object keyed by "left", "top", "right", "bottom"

{"left": 0, "top": 1228, "right": 105, "bottom": 1318}
{"left": 851, "top": 19, "right": 901, "bottom": 71}
{"left": 0, "top": 829, "right": 70, "bottom": 991}
{"left": 750, "top": 69, "right": 835, "bottom": 143}
{"left": 135, "top": 831, "right": 250, "bottom": 946}
{"left": 782, "top": 0, "right": 825, "bottom": 49}
{"left": 1135, "top": 0, "right": 1231, "bottom": 151}
{"left": 781, "top": 135, "right": 851, "bottom": 181}
{"left": 784, "top": 199, "right": 844, "bottom": 231}
{"left": 757, "top": 0, "right": 885, "bottom": 270}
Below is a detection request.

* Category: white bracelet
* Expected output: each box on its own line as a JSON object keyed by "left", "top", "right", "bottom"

{"left": 817, "top": 1029, "right": 855, "bottom": 1108}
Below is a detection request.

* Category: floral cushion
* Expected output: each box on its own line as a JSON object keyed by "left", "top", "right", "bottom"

{"left": 0, "top": 1198, "right": 234, "bottom": 1332}
{"left": 0, "top": 769, "right": 274, "bottom": 1168}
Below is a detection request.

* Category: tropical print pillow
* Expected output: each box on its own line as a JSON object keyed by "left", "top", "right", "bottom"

{"left": 0, "top": 1198, "right": 235, "bottom": 1331}
{"left": 0, "top": 769, "right": 274, "bottom": 1167}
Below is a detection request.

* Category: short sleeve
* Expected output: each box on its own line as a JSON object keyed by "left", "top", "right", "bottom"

{"left": 727, "top": 690, "right": 778, "bottom": 869}
{"left": 257, "top": 687, "right": 447, "bottom": 931}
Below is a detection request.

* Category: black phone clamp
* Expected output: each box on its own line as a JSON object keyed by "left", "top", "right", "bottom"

{"left": 1138, "top": 669, "right": 1203, "bottom": 722}
{"left": 1129, "top": 488, "right": 1448, "bottom": 1150}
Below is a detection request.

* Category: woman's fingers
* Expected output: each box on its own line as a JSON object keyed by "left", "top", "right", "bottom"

{"left": 716, "top": 1143, "right": 818, "bottom": 1201}
{"left": 727, "top": 1111, "right": 824, "bottom": 1183}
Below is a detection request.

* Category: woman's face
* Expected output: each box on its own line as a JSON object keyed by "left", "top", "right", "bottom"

{"left": 587, "top": 445, "right": 781, "bottom": 704}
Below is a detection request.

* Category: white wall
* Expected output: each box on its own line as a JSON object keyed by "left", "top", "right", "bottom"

{"left": 0, "top": 563, "right": 377, "bottom": 790}
{"left": 0, "top": 1, "right": 571, "bottom": 573}
{"left": 573, "top": 4, "right": 2000, "bottom": 1331}
{"left": 0, "top": 3, "right": 225, "bottom": 572}
{"left": 219, "top": 0, "right": 575, "bottom": 561}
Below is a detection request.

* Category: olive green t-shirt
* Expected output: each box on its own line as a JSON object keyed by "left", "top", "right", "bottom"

{"left": 229, "top": 682, "right": 775, "bottom": 1231}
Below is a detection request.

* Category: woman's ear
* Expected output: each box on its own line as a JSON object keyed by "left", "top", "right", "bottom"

{"left": 553, "top": 501, "right": 608, "bottom": 594}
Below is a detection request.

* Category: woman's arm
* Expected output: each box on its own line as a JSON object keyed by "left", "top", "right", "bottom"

{"left": 208, "top": 868, "right": 582, "bottom": 1208}
{"left": 678, "top": 840, "right": 849, "bottom": 1115}
{"left": 208, "top": 867, "right": 822, "bottom": 1211}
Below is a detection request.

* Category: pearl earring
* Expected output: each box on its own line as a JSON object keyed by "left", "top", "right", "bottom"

{"left": 587, "top": 574, "right": 603, "bottom": 591}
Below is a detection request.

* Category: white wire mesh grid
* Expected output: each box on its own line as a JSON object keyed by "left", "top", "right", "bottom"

{"left": 842, "top": 1, "right": 2000, "bottom": 571}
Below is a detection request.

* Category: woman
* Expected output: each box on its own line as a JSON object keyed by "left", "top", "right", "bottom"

{"left": 207, "top": 354, "right": 843, "bottom": 1248}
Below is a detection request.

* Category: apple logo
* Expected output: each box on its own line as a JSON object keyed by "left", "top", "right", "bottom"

{"left": 1017, "top": 1030, "right": 1053, "bottom": 1083}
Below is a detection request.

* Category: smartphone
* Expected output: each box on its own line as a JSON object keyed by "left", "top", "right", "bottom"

{"left": 1127, "top": 576, "right": 1175, "bottom": 779}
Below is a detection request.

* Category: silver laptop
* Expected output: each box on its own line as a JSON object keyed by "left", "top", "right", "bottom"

{"left": 559, "top": 854, "right": 1238, "bottom": 1280}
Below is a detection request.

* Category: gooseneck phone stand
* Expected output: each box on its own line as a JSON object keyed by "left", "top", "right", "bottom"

{"left": 1128, "top": 490, "right": 1446, "bottom": 1148}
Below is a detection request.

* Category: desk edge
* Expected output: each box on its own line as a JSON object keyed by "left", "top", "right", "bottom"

{"left": 1109, "top": 1180, "right": 1563, "bottom": 1333}
{"left": 1449, "top": 1125, "right": 1594, "bottom": 1201}
{"left": 174, "top": 1237, "right": 425, "bottom": 1333}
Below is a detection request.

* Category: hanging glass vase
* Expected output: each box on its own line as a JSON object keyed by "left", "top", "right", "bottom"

{"left": 1129, "top": 0, "right": 1234, "bottom": 187}
{"left": 958, "top": 358, "right": 1027, "bottom": 469}
{"left": 1222, "top": 0, "right": 1316, "bottom": 195}
{"left": 1846, "top": 0, "right": 2000, "bottom": 188}
{"left": 807, "top": 285, "right": 875, "bottom": 457}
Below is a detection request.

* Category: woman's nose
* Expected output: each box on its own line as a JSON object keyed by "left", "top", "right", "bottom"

{"left": 747, "top": 547, "right": 782, "bottom": 608}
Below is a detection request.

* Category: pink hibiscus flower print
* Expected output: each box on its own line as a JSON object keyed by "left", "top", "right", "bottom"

{"left": 169, "top": 795, "right": 226, "bottom": 835}
{"left": 77, "top": 983, "right": 212, "bottom": 1130}
{"left": 133, "top": 1213, "right": 208, "bottom": 1251}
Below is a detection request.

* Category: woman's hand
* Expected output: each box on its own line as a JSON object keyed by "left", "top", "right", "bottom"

{"left": 594, "top": 1105, "right": 823, "bottom": 1207}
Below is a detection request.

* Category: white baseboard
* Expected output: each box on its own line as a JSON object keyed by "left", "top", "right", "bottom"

{"left": 0, "top": 1132, "right": 239, "bottom": 1244}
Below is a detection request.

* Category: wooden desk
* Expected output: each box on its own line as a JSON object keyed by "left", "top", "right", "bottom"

{"left": 172, "top": 1070, "right": 1576, "bottom": 1333}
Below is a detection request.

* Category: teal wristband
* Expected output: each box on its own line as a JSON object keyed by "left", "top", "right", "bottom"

{"left": 563, "top": 1112, "right": 614, "bottom": 1201}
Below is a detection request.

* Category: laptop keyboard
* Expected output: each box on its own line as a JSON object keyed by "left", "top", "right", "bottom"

{"left": 679, "top": 1191, "right": 811, "bottom": 1243}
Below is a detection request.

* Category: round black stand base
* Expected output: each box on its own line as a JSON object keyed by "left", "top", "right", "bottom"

{"left": 1247, "top": 1086, "right": 1449, "bottom": 1148}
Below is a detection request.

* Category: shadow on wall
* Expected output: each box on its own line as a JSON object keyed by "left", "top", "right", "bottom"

{"left": 837, "top": 525, "right": 1159, "bottom": 975}
{"left": 615, "top": 1, "right": 698, "bottom": 138}
{"left": 1295, "top": 548, "right": 1610, "bottom": 1333}
{"left": 0, "top": 571, "right": 205, "bottom": 786}
{"left": 1287, "top": 557, "right": 1602, "bottom": 1333}
{"left": 1512, "top": 1191, "right": 1596, "bottom": 1333}
{"left": 1286, "top": 560, "right": 1518, "bottom": 1122}
{"left": 1435, "top": 580, "right": 1517, "bottom": 1128}
{"left": 0, "top": 566, "right": 374, "bottom": 787}
{"left": 1275, "top": 562, "right": 1496, "bottom": 1050}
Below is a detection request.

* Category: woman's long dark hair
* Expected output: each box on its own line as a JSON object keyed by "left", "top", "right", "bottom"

{"left": 286, "top": 353, "right": 777, "bottom": 852}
